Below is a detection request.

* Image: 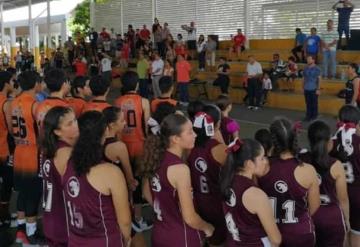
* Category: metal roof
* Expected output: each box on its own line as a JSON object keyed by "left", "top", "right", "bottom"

{"left": 2, "top": 0, "right": 50, "bottom": 11}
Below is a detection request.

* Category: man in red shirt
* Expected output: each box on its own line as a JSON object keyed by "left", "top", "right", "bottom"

{"left": 100, "top": 27, "right": 110, "bottom": 40}
{"left": 228, "top": 29, "right": 246, "bottom": 60}
{"left": 176, "top": 54, "right": 191, "bottom": 106}
{"left": 73, "top": 56, "right": 87, "bottom": 77}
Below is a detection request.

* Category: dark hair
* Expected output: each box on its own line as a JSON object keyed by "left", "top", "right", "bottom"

{"left": 220, "top": 139, "right": 263, "bottom": 200}
{"left": 295, "top": 28, "right": 301, "bottom": 32}
{"left": 0, "top": 71, "right": 12, "bottom": 91}
{"left": 6, "top": 67, "right": 16, "bottom": 76}
{"left": 89, "top": 75, "right": 110, "bottom": 96}
{"left": 270, "top": 118, "right": 300, "bottom": 159}
{"left": 42, "top": 106, "right": 74, "bottom": 159}
{"left": 288, "top": 56, "right": 296, "bottom": 62}
{"left": 18, "top": 71, "right": 40, "bottom": 91}
{"left": 121, "top": 71, "right": 139, "bottom": 94}
{"left": 159, "top": 76, "right": 173, "bottom": 94}
{"left": 187, "top": 100, "right": 205, "bottom": 121}
{"left": 194, "top": 104, "right": 221, "bottom": 147}
{"left": 334, "top": 105, "right": 360, "bottom": 162}
{"left": 140, "top": 114, "right": 189, "bottom": 177}
{"left": 44, "top": 68, "right": 66, "bottom": 93}
{"left": 307, "top": 120, "right": 332, "bottom": 175}
{"left": 71, "top": 76, "right": 89, "bottom": 97}
{"left": 254, "top": 129, "right": 273, "bottom": 156}
{"left": 72, "top": 111, "right": 107, "bottom": 176}
{"left": 103, "top": 106, "right": 121, "bottom": 125}
{"left": 152, "top": 102, "right": 176, "bottom": 125}
{"left": 349, "top": 63, "right": 360, "bottom": 76}
{"left": 216, "top": 95, "right": 232, "bottom": 111}
{"left": 219, "top": 57, "right": 227, "bottom": 61}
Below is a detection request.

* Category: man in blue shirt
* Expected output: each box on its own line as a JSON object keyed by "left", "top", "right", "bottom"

{"left": 303, "top": 55, "right": 321, "bottom": 121}
{"left": 291, "top": 28, "right": 307, "bottom": 62}
{"left": 333, "top": 0, "right": 354, "bottom": 49}
{"left": 304, "top": 27, "right": 321, "bottom": 63}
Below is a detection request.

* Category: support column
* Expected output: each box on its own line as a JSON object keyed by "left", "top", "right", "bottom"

{"left": 29, "top": 0, "right": 33, "bottom": 52}
{"left": 10, "top": 27, "right": 17, "bottom": 67}
{"left": 46, "top": 0, "right": 51, "bottom": 58}
{"left": 120, "top": 0, "right": 124, "bottom": 36}
{"left": 90, "top": 0, "right": 95, "bottom": 29}
{"left": 0, "top": 1, "right": 4, "bottom": 54}
{"left": 34, "top": 25, "right": 40, "bottom": 70}
{"left": 61, "top": 19, "right": 67, "bottom": 47}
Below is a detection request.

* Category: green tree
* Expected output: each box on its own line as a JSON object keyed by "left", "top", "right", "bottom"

{"left": 68, "top": 0, "right": 90, "bottom": 36}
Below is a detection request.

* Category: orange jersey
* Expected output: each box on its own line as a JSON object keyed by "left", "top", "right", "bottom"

{"left": 0, "top": 95, "right": 9, "bottom": 160}
{"left": 67, "top": 97, "right": 87, "bottom": 117}
{"left": 115, "top": 93, "right": 145, "bottom": 157}
{"left": 35, "top": 97, "right": 69, "bottom": 129}
{"left": 151, "top": 97, "right": 177, "bottom": 113}
{"left": 11, "top": 93, "right": 38, "bottom": 174}
{"left": 82, "top": 100, "right": 111, "bottom": 113}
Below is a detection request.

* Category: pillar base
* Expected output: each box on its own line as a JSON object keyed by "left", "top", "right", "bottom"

{"left": 10, "top": 47, "right": 18, "bottom": 68}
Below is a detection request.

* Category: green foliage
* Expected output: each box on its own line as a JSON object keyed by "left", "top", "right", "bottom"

{"left": 69, "top": 0, "right": 90, "bottom": 36}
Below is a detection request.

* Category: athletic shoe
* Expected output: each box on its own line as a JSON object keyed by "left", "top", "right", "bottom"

{"left": 253, "top": 107, "right": 259, "bottom": 111}
{"left": 247, "top": 106, "right": 253, "bottom": 110}
{"left": 138, "top": 218, "right": 153, "bottom": 231}
{"left": 15, "top": 224, "right": 28, "bottom": 244}
{"left": 132, "top": 219, "right": 143, "bottom": 233}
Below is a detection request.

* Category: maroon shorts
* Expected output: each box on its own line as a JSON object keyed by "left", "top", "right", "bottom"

{"left": 349, "top": 185, "right": 360, "bottom": 233}
{"left": 281, "top": 232, "right": 315, "bottom": 247}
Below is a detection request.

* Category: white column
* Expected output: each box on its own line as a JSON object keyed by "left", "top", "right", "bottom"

{"left": 34, "top": 25, "right": 39, "bottom": 48}
{"left": 0, "top": 1, "right": 4, "bottom": 53}
{"left": 244, "top": 0, "right": 250, "bottom": 47}
{"left": 120, "top": 0, "right": 124, "bottom": 36}
{"left": 90, "top": 0, "right": 95, "bottom": 29}
{"left": 152, "top": 0, "right": 156, "bottom": 23}
{"left": 61, "top": 19, "right": 67, "bottom": 47}
{"left": 29, "top": 0, "right": 33, "bottom": 51}
{"left": 10, "top": 27, "right": 16, "bottom": 47}
{"left": 47, "top": 0, "right": 51, "bottom": 49}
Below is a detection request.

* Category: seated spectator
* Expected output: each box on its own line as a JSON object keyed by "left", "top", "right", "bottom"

{"left": 269, "top": 53, "right": 286, "bottom": 90}
{"left": 163, "top": 59, "right": 174, "bottom": 78}
{"left": 228, "top": 29, "right": 246, "bottom": 61}
{"left": 262, "top": 72, "right": 272, "bottom": 104}
{"left": 206, "top": 35, "right": 217, "bottom": 71}
{"left": 284, "top": 56, "right": 298, "bottom": 91}
{"left": 304, "top": 27, "right": 321, "bottom": 63}
{"left": 291, "top": 28, "right": 307, "bottom": 62}
{"left": 73, "top": 55, "right": 88, "bottom": 77}
{"left": 213, "top": 57, "right": 231, "bottom": 95}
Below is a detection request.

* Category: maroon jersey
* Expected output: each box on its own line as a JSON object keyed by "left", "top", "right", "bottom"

{"left": 222, "top": 175, "right": 270, "bottom": 247}
{"left": 150, "top": 151, "right": 203, "bottom": 247}
{"left": 258, "top": 157, "right": 315, "bottom": 247}
{"left": 42, "top": 141, "right": 70, "bottom": 246}
{"left": 103, "top": 137, "right": 119, "bottom": 165}
{"left": 63, "top": 160, "right": 123, "bottom": 247}
{"left": 187, "top": 138, "right": 226, "bottom": 244}
{"left": 300, "top": 153, "right": 346, "bottom": 246}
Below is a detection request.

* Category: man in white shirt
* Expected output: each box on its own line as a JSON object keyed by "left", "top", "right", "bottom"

{"left": 181, "top": 21, "right": 197, "bottom": 50}
{"left": 151, "top": 52, "right": 164, "bottom": 97}
{"left": 246, "top": 55, "right": 263, "bottom": 110}
{"left": 100, "top": 52, "right": 112, "bottom": 83}
{"left": 321, "top": 19, "right": 338, "bottom": 79}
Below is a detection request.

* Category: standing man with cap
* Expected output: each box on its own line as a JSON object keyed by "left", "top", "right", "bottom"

{"left": 181, "top": 21, "right": 197, "bottom": 50}
{"left": 333, "top": 0, "right": 355, "bottom": 49}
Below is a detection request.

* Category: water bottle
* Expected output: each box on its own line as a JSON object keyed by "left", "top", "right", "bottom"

{"left": 341, "top": 68, "right": 346, "bottom": 81}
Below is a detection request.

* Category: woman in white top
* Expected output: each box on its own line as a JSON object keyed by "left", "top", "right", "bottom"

{"left": 197, "top": 35, "right": 206, "bottom": 71}
{"left": 163, "top": 59, "right": 174, "bottom": 78}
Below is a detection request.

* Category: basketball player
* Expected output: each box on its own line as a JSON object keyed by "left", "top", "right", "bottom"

{"left": 301, "top": 120, "right": 349, "bottom": 247}
{"left": 330, "top": 105, "right": 360, "bottom": 247}
{"left": 11, "top": 71, "right": 45, "bottom": 244}
{"left": 150, "top": 76, "right": 177, "bottom": 113}
{"left": 187, "top": 105, "right": 228, "bottom": 246}
{"left": 82, "top": 75, "right": 111, "bottom": 113}
{"left": 258, "top": 118, "right": 320, "bottom": 247}
{"left": 220, "top": 138, "right": 281, "bottom": 246}
{"left": 66, "top": 76, "right": 90, "bottom": 117}
{"left": 114, "top": 71, "right": 151, "bottom": 232}
{"left": 63, "top": 111, "right": 131, "bottom": 246}
{"left": 41, "top": 106, "right": 79, "bottom": 246}
{"left": 140, "top": 114, "right": 214, "bottom": 247}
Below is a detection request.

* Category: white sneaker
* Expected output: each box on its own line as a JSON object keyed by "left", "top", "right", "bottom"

{"left": 247, "top": 106, "right": 254, "bottom": 110}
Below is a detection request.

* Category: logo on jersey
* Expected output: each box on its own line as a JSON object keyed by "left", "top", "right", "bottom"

{"left": 151, "top": 174, "right": 162, "bottom": 192}
{"left": 225, "top": 212, "right": 240, "bottom": 242}
{"left": 274, "top": 180, "right": 288, "bottom": 193}
{"left": 42, "top": 160, "right": 51, "bottom": 177}
{"left": 225, "top": 188, "right": 237, "bottom": 207}
{"left": 195, "top": 157, "right": 207, "bottom": 173}
{"left": 67, "top": 176, "right": 80, "bottom": 198}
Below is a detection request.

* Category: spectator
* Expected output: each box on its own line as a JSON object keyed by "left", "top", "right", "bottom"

{"left": 64, "top": 37, "right": 75, "bottom": 66}
{"left": 152, "top": 18, "right": 160, "bottom": 34}
{"left": 161, "top": 23, "right": 171, "bottom": 57}
{"left": 151, "top": 52, "right": 164, "bottom": 97}
{"left": 269, "top": 53, "right": 287, "bottom": 90}
{"left": 303, "top": 55, "right": 321, "bottom": 121}
{"left": 110, "top": 27, "right": 117, "bottom": 40}
{"left": 213, "top": 57, "right": 231, "bottom": 95}
{"left": 139, "top": 24, "right": 151, "bottom": 48}
{"left": 228, "top": 29, "right": 246, "bottom": 61}
{"left": 321, "top": 19, "right": 338, "bottom": 79}
{"left": 181, "top": 21, "right": 197, "bottom": 50}
{"left": 262, "top": 72, "right": 272, "bottom": 104}
{"left": 197, "top": 34, "right": 206, "bottom": 71}
{"left": 99, "top": 52, "right": 112, "bottom": 84}
{"left": 137, "top": 52, "right": 150, "bottom": 98}
{"left": 73, "top": 55, "right": 87, "bottom": 77}
{"left": 246, "top": 55, "right": 263, "bottom": 110}
{"left": 206, "top": 35, "right": 217, "bottom": 71}
{"left": 176, "top": 54, "right": 191, "bottom": 106}
{"left": 89, "top": 28, "right": 98, "bottom": 56}
{"left": 100, "top": 27, "right": 110, "bottom": 40}
{"left": 120, "top": 39, "right": 130, "bottom": 68}
{"left": 127, "top": 25, "right": 136, "bottom": 58}
{"left": 304, "top": 27, "right": 321, "bottom": 63}
{"left": 15, "top": 51, "right": 22, "bottom": 72}
{"left": 284, "top": 56, "right": 298, "bottom": 91}
{"left": 333, "top": 0, "right": 354, "bottom": 49}
{"left": 154, "top": 25, "right": 163, "bottom": 55}
{"left": 163, "top": 59, "right": 174, "bottom": 78}
{"left": 116, "top": 34, "right": 123, "bottom": 51}
{"left": 103, "top": 37, "right": 111, "bottom": 54}
{"left": 345, "top": 63, "right": 360, "bottom": 106}
{"left": 291, "top": 28, "right": 307, "bottom": 62}
{"left": 174, "top": 34, "right": 187, "bottom": 59}
{"left": 54, "top": 48, "right": 64, "bottom": 69}
{"left": 165, "top": 43, "right": 176, "bottom": 64}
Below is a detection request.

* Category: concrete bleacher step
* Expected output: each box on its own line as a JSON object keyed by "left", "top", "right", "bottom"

{"left": 189, "top": 83, "right": 343, "bottom": 115}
